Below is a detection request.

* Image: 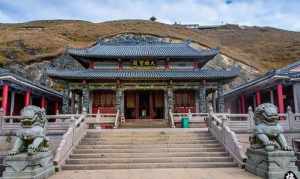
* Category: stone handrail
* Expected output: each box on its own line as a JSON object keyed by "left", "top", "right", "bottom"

{"left": 113, "top": 110, "right": 120, "bottom": 129}
{"left": 0, "top": 114, "right": 78, "bottom": 132}
{"left": 53, "top": 112, "right": 87, "bottom": 170}
{"left": 168, "top": 110, "right": 176, "bottom": 128}
{"left": 208, "top": 106, "right": 246, "bottom": 167}
{"left": 221, "top": 106, "right": 300, "bottom": 132}
{"left": 172, "top": 112, "right": 209, "bottom": 122}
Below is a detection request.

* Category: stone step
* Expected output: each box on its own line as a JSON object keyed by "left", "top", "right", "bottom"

{"left": 85, "top": 134, "right": 211, "bottom": 138}
{"left": 76, "top": 143, "right": 222, "bottom": 149}
{"left": 62, "top": 162, "right": 238, "bottom": 170}
{"left": 85, "top": 132, "right": 211, "bottom": 137}
{"left": 72, "top": 147, "right": 225, "bottom": 154}
{"left": 69, "top": 151, "right": 230, "bottom": 159}
{"left": 83, "top": 136, "right": 215, "bottom": 141}
{"left": 66, "top": 156, "right": 233, "bottom": 164}
{"left": 80, "top": 139, "right": 219, "bottom": 145}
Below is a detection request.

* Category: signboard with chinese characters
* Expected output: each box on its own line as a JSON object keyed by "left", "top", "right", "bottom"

{"left": 132, "top": 59, "right": 156, "bottom": 68}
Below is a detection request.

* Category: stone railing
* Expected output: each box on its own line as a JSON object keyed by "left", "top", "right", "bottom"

{"left": 86, "top": 112, "right": 118, "bottom": 129}
{"left": 208, "top": 106, "right": 246, "bottom": 167}
{"left": 113, "top": 110, "right": 120, "bottom": 128}
{"left": 168, "top": 110, "right": 176, "bottom": 128}
{"left": 173, "top": 110, "right": 208, "bottom": 122}
{"left": 53, "top": 112, "right": 87, "bottom": 170}
{"left": 0, "top": 114, "right": 79, "bottom": 134}
{"left": 221, "top": 106, "right": 300, "bottom": 132}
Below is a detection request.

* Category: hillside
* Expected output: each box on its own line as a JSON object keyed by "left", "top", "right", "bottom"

{"left": 0, "top": 20, "right": 300, "bottom": 73}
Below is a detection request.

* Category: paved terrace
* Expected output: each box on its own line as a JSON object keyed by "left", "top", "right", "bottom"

{"left": 50, "top": 168, "right": 260, "bottom": 179}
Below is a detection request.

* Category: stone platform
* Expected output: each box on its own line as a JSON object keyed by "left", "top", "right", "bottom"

{"left": 246, "top": 148, "right": 299, "bottom": 179}
{"left": 2, "top": 152, "right": 55, "bottom": 179}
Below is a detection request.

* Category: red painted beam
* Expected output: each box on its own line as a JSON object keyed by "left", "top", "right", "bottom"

{"left": 24, "top": 90, "right": 31, "bottom": 106}
{"left": 277, "top": 84, "right": 285, "bottom": 114}
{"left": 1, "top": 84, "right": 9, "bottom": 115}
{"left": 256, "top": 91, "right": 261, "bottom": 106}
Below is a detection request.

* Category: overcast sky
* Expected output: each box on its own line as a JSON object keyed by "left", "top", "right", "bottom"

{"left": 0, "top": 0, "right": 299, "bottom": 31}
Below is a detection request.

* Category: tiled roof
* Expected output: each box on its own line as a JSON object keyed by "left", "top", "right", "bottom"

{"left": 0, "top": 68, "right": 62, "bottom": 98}
{"left": 66, "top": 41, "right": 218, "bottom": 59}
{"left": 47, "top": 68, "right": 240, "bottom": 80}
{"left": 224, "top": 59, "right": 300, "bottom": 97}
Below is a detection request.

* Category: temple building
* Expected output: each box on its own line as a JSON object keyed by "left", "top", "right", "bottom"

{"left": 0, "top": 68, "right": 62, "bottom": 115}
{"left": 47, "top": 35, "right": 239, "bottom": 119}
{"left": 224, "top": 59, "right": 300, "bottom": 114}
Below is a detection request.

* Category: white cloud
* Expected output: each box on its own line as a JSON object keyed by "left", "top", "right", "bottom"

{"left": 0, "top": 0, "right": 299, "bottom": 31}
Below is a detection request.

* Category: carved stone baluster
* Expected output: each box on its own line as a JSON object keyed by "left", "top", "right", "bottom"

{"left": 287, "top": 106, "right": 294, "bottom": 131}
{"left": 217, "top": 83, "right": 225, "bottom": 113}
{"left": 199, "top": 85, "right": 206, "bottom": 113}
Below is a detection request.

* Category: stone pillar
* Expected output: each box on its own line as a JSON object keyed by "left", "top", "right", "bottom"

{"left": 70, "top": 91, "right": 75, "bottom": 113}
{"left": 217, "top": 83, "right": 225, "bottom": 113}
{"left": 54, "top": 101, "right": 59, "bottom": 114}
{"left": 82, "top": 86, "right": 90, "bottom": 113}
{"left": 293, "top": 84, "right": 299, "bottom": 113}
{"left": 167, "top": 87, "right": 174, "bottom": 112}
{"left": 40, "top": 96, "right": 46, "bottom": 109}
{"left": 62, "top": 85, "right": 70, "bottom": 114}
{"left": 199, "top": 85, "right": 207, "bottom": 113}
{"left": 9, "top": 91, "right": 15, "bottom": 116}
{"left": 116, "top": 88, "right": 124, "bottom": 114}
{"left": 270, "top": 90, "right": 274, "bottom": 104}
{"left": 164, "top": 90, "right": 169, "bottom": 119}
{"left": 2, "top": 84, "right": 9, "bottom": 115}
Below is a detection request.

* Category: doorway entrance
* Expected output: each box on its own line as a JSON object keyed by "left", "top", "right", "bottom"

{"left": 124, "top": 90, "right": 164, "bottom": 120}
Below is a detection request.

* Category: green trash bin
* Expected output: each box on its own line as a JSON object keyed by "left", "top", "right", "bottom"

{"left": 181, "top": 116, "right": 190, "bottom": 128}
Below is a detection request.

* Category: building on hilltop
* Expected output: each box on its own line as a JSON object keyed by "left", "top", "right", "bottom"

{"left": 0, "top": 68, "right": 62, "bottom": 115}
{"left": 47, "top": 35, "right": 239, "bottom": 119}
{"left": 224, "top": 59, "right": 300, "bottom": 114}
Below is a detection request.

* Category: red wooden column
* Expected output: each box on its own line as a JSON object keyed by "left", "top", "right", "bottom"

{"left": 1, "top": 84, "right": 9, "bottom": 115}
{"left": 256, "top": 91, "right": 261, "bottom": 106}
{"left": 40, "top": 96, "right": 46, "bottom": 109}
{"left": 24, "top": 90, "right": 31, "bottom": 106}
{"left": 277, "top": 84, "right": 285, "bottom": 114}
{"left": 240, "top": 95, "right": 246, "bottom": 113}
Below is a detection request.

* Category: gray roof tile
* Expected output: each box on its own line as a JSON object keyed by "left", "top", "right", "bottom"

{"left": 47, "top": 68, "right": 239, "bottom": 80}
{"left": 67, "top": 42, "right": 218, "bottom": 59}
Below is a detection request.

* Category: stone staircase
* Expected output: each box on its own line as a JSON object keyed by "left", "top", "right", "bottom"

{"left": 120, "top": 120, "right": 170, "bottom": 128}
{"left": 62, "top": 129, "right": 237, "bottom": 170}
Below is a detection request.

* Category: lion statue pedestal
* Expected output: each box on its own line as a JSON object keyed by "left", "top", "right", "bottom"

{"left": 245, "top": 103, "right": 299, "bottom": 179}
{"left": 3, "top": 152, "right": 55, "bottom": 179}
{"left": 2, "top": 106, "right": 55, "bottom": 179}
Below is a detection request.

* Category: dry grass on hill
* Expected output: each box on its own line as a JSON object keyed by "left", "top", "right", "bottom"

{"left": 0, "top": 20, "right": 300, "bottom": 73}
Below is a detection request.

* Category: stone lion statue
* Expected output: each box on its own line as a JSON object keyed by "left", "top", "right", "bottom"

{"left": 8, "top": 105, "right": 49, "bottom": 155}
{"left": 250, "top": 103, "right": 292, "bottom": 151}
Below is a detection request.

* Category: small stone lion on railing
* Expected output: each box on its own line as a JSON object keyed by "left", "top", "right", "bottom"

{"left": 8, "top": 105, "right": 49, "bottom": 155}
{"left": 249, "top": 103, "right": 292, "bottom": 151}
